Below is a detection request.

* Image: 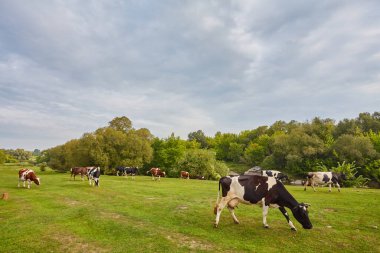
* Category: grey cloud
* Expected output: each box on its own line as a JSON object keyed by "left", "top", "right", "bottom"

{"left": 0, "top": 0, "right": 379, "bottom": 150}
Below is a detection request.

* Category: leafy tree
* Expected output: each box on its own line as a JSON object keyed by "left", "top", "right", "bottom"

{"left": 108, "top": 116, "right": 132, "bottom": 132}
{"left": 188, "top": 130, "right": 208, "bottom": 149}
{"left": 177, "top": 149, "right": 228, "bottom": 179}
{"left": 332, "top": 134, "right": 377, "bottom": 168}
{"left": 0, "top": 149, "right": 6, "bottom": 164}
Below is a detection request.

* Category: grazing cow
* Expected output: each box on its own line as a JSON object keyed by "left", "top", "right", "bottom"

{"left": 70, "top": 167, "right": 89, "bottom": 181}
{"left": 88, "top": 167, "right": 101, "bottom": 187}
{"left": 180, "top": 171, "right": 190, "bottom": 179}
{"left": 18, "top": 169, "right": 40, "bottom": 189}
{"left": 116, "top": 166, "right": 127, "bottom": 176}
{"left": 214, "top": 175, "right": 312, "bottom": 231}
{"left": 148, "top": 168, "right": 165, "bottom": 181}
{"left": 125, "top": 167, "right": 139, "bottom": 179}
{"left": 304, "top": 172, "right": 346, "bottom": 192}
{"left": 261, "top": 170, "right": 288, "bottom": 181}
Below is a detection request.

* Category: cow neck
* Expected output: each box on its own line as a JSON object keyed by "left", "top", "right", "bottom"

{"left": 277, "top": 185, "right": 299, "bottom": 209}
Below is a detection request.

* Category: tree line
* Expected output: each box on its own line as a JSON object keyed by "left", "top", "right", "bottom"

{"left": 2, "top": 112, "right": 379, "bottom": 185}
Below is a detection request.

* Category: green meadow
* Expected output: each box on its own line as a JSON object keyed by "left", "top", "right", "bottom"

{"left": 0, "top": 165, "right": 379, "bottom": 253}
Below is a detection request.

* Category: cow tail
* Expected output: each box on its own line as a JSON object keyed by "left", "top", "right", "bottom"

{"left": 216, "top": 179, "right": 221, "bottom": 204}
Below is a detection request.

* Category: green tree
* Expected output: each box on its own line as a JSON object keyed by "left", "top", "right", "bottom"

{"left": 332, "top": 134, "right": 377, "bottom": 168}
{"left": 108, "top": 116, "right": 132, "bottom": 132}
{"left": 0, "top": 149, "right": 6, "bottom": 164}
{"left": 188, "top": 130, "right": 208, "bottom": 149}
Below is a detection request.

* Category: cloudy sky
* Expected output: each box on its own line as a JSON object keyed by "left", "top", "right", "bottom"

{"left": 1, "top": 1, "right": 379, "bottom": 151}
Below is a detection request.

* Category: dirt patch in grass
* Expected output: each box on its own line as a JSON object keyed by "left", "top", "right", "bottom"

{"left": 324, "top": 208, "right": 337, "bottom": 212}
{"left": 45, "top": 230, "right": 111, "bottom": 253}
{"left": 166, "top": 234, "right": 215, "bottom": 251}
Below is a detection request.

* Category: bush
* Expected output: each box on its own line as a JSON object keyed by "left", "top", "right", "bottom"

{"left": 332, "top": 161, "right": 370, "bottom": 187}
{"left": 39, "top": 162, "right": 47, "bottom": 172}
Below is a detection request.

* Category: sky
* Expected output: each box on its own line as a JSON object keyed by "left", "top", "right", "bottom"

{"left": 1, "top": 0, "right": 379, "bottom": 151}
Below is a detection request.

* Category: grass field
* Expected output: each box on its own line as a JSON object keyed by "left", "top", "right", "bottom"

{"left": 1, "top": 165, "right": 379, "bottom": 253}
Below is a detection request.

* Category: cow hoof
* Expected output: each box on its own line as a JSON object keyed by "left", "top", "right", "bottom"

{"left": 264, "top": 225, "right": 269, "bottom": 229}
{"left": 234, "top": 221, "right": 240, "bottom": 224}
{"left": 214, "top": 224, "right": 218, "bottom": 228}
{"left": 291, "top": 227, "right": 297, "bottom": 231}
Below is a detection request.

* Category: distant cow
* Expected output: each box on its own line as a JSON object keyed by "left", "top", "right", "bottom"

{"left": 180, "top": 171, "right": 190, "bottom": 179}
{"left": 148, "top": 168, "right": 165, "bottom": 181}
{"left": 214, "top": 175, "right": 312, "bottom": 231}
{"left": 116, "top": 167, "right": 127, "bottom": 176}
{"left": 88, "top": 167, "right": 101, "bottom": 187}
{"left": 304, "top": 172, "right": 346, "bottom": 192}
{"left": 125, "top": 167, "right": 139, "bottom": 179}
{"left": 18, "top": 169, "right": 40, "bottom": 189}
{"left": 261, "top": 170, "right": 288, "bottom": 181}
{"left": 70, "top": 167, "right": 89, "bottom": 181}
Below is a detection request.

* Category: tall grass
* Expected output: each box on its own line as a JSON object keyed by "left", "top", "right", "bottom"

{"left": 0, "top": 165, "right": 379, "bottom": 252}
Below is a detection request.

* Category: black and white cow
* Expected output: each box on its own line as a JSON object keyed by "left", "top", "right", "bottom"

{"left": 261, "top": 170, "right": 288, "bottom": 181}
{"left": 116, "top": 166, "right": 126, "bottom": 176}
{"left": 304, "top": 172, "right": 346, "bottom": 192}
{"left": 214, "top": 175, "right": 312, "bottom": 231}
{"left": 125, "top": 167, "right": 139, "bottom": 179}
{"left": 88, "top": 167, "right": 101, "bottom": 187}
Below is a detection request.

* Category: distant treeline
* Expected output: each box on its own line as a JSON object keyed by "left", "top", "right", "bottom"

{"left": 3, "top": 113, "right": 379, "bottom": 183}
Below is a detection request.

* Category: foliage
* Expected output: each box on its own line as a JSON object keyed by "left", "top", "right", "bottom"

{"left": 177, "top": 149, "right": 228, "bottom": 179}
{"left": 39, "top": 162, "right": 47, "bottom": 172}
{"left": 332, "top": 161, "right": 370, "bottom": 187}
{"left": 44, "top": 117, "right": 153, "bottom": 172}
{"left": 0, "top": 149, "right": 6, "bottom": 164}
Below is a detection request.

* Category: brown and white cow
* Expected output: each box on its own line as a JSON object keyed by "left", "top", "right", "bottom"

{"left": 18, "top": 169, "right": 40, "bottom": 189}
{"left": 180, "top": 171, "right": 190, "bottom": 179}
{"left": 214, "top": 175, "right": 312, "bottom": 231}
{"left": 70, "top": 167, "right": 89, "bottom": 181}
{"left": 304, "top": 172, "right": 346, "bottom": 192}
{"left": 148, "top": 168, "right": 165, "bottom": 181}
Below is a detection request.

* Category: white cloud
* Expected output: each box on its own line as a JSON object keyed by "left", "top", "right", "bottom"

{"left": 0, "top": 0, "right": 379, "bottom": 150}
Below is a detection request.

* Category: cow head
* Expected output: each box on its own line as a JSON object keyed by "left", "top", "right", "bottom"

{"left": 34, "top": 177, "right": 41, "bottom": 186}
{"left": 291, "top": 203, "right": 312, "bottom": 229}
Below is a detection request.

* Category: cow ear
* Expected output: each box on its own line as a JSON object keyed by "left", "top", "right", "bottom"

{"left": 304, "top": 203, "right": 311, "bottom": 208}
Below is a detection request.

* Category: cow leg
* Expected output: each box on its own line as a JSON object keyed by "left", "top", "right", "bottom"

{"left": 303, "top": 180, "right": 308, "bottom": 191}
{"left": 311, "top": 180, "right": 317, "bottom": 192}
{"left": 23, "top": 180, "right": 26, "bottom": 188}
{"left": 262, "top": 201, "right": 270, "bottom": 228}
{"left": 81, "top": 174, "right": 84, "bottom": 181}
{"left": 279, "top": 206, "right": 297, "bottom": 231}
{"left": 336, "top": 182, "right": 341, "bottom": 192}
{"left": 328, "top": 183, "right": 332, "bottom": 192}
{"left": 227, "top": 199, "right": 240, "bottom": 224}
{"left": 151, "top": 175, "right": 154, "bottom": 180}
{"left": 27, "top": 180, "right": 31, "bottom": 189}
{"left": 214, "top": 197, "right": 230, "bottom": 228}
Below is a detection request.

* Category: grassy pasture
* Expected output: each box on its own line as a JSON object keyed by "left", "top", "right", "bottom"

{"left": 0, "top": 165, "right": 379, "bottom": 253}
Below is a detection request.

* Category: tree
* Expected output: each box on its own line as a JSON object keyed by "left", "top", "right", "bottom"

{"left": 108, "top": 116, "right": 132, "bottom": 133}
{"left": 332, "top": 134, "right": 377, "bottom": 168}
{"left": 188, "top": 130, "right": 208, "bottom": 148}
{"left": 0, "top": 149, "right": 6, "bottom": 164}
{"left": 177, "top": 149, "right": 228, "bottom": 179}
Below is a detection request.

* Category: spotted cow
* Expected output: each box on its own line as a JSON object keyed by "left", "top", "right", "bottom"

{"left": 214, "top": 175, "right": 312, "bottom": 231}
{"left": 261, "top": 170, "right": 288, "bottom": 182}
{"left": 18, "top": 169, "right": 40, "bottom": 189}
{"left": 125, "top": 167, "right": 139, "bottom": 179}
{"left": 88, "top": 167, "right": 101, "bottom": 187}
{"left": 180, "top": 171, "right": 190, "bottom": 179}
{"left": 304, "top": 172, "right": 346, "bottom": 192}
{"left": 148, "top": 168, "right": 165, "bottom": 181}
